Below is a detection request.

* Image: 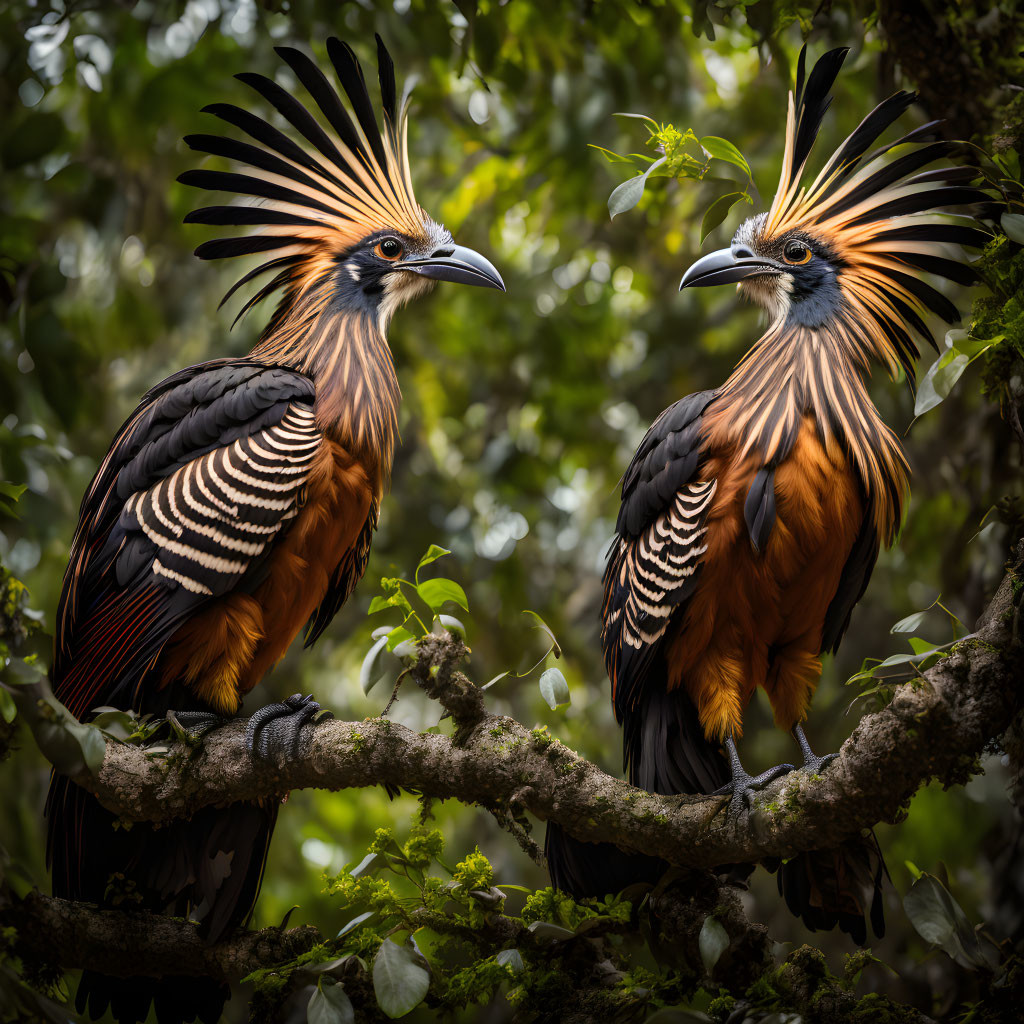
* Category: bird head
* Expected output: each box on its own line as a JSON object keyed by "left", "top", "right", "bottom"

{"left": 680, "top": 47, "right": 989, "bottom": 380}
{"left": 180, "top": 35, "right": 504, "bottom": 334}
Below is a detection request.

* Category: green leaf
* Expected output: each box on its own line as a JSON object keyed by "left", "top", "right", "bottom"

{"left": 0, "top": 686, "right": 16, "bottom": 724}
{"left": 903, "top": 873, "right": 994, "bottom": 970}
{"left": 89, "top": 709, "right": 138, "bottom": 741}
{"left": 70, "top": 722, "right": 108, "bottom": 775}
{"left": 907, "top": 637, "right": 939, "bottom": 656}
{"left": 481, "top": 671, "right": 509, "bottom": 690}
{"left": 612, "top": 111, "right": 659, "bottom": 124}
{"left": 416, "top": 577, "right": 469, "bottom": 613}
{"left": 307, "top": 982, "right": 355, "bottom": 1024}
{"left": 368, "top": 590, "right": 414, "bottom": 618}
{"left": 699, "top": 136, "right": 751, "bottom": 179}
{"left": 337, "top": 911, "right": 374, "bottom": 938}
{"left": 360, "top": 636, "right": 390, "bottom": 695}
{"left": 914, "top": 330, "right": 994, "bottom": 417}
{"left": 415, "top": 544, "right": 451, "bottom": 581}
{"left": 372, "top": 938, "right": 430, "bottom": 1018}
{"left": 539, "top": 667, "right": 570, "bottom": 709}
{"left": 587, "top": 143, "right": 636, "bottom": 164}
{"left": 526, "top": 920, "right": 574, "bottom": 940}
{"left": 522, "top": 610, "right": 561, "bottom": 657}
{"left": 0, "top": 482, "right": 27, "bottom": 501}
{"left": 700, "top": 191, "right": 747, "bottom": 243}
{"left": 433, "top": 614, "right": 466, "bottom": 637}
{"left": 495, "top": 948, "right": 524, "bottom": 974}
{"left": 698, "top": 915, "right": 730, "bottom": 973}
{"left": 385, "top": 626, "right": 416, "bottom": 653}
{"left": 1001, "top": 211, "right": 1024, "bottom": 243}
{"left": 608, "top": 156, "right": 666, "bottom": 219}
{"left": 891, "top": 610, "right": 928, "bottom": 634}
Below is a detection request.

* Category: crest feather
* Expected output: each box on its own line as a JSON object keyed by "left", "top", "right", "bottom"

{"left": 762, "top": 46, "right": 991, "bottom": 377}
{"left": 180, "top": 37, "right": 426, "bottom": 312}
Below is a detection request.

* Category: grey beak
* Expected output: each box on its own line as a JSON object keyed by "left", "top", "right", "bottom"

{"left": 679, "top": 247, "right": 782, "bottom": 290}
{"left": 401, "top": 243, "right": 505, "bottom": 291}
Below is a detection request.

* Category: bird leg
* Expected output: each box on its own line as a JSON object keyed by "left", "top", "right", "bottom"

{"left": 711, "top": 734, "right": 795, "bottom": 815}
{"left": 792, "top": 723, "right": 838, "bottom": 774}
{"left": 245, "top": 693, "right": 333, "bottom": 760}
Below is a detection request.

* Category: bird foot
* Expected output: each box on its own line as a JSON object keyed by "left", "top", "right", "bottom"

{"left": 792, "top": 725, "right": 838, "bottom": 776}
{"left": 712, "top": 761, "right": 795, "bottom": 815}
{"left": 800, "top": 750, "right": 838, "bottom": 775}
{"left": 165, "top": 710, "right": 226, "bottom": 741}
{"left": 245, "top": 693, "right": 333, "bottom": 760}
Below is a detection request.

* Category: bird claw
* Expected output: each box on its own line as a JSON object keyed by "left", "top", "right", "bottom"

{"left": 245, "top": 693, "right": 333, "bottom": 760}
{"left": 801, "top": 750, "right": 838, "bottom": 775}
{"left": 792, "top": 725, "right": 838, "bottom": 776}
{"left": 166, "top": 710, "right": 226, "bottom": 740}
{"left": 712, "top": 762, "right": 796, "bottom": 814}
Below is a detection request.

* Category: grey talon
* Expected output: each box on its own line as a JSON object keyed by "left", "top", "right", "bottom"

{"left": 246, "top": 694, "right": 329, "bottom": 760}
{"left": 712, "top": 734, "right": 796, "bottom": 817}
{"left": 792, "top": 724, "right": 838, "bottom": 774}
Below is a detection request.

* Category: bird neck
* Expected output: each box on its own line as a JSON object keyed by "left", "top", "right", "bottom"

{"left": 249, "top": 290, "right": 400, "bottom": 490}
{"left": 707, "top": 318, "right": 907, "bottom": 543}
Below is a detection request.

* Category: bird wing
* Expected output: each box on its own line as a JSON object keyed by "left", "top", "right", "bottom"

{"left": 53, "top": 359, "right": 321, "bottom": 720}
{"left": 820, "top": 510, "right": 879, "bottom": 655}
{"left": 602, "top": 389, "right": 718, "bottom": 721}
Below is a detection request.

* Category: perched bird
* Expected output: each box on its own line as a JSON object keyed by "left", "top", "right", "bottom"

{"left": 46, "top": 36, "right": 503, "bottom": 1023}
{"left": 548, "top": 47, "right": 987, "bottom": 942}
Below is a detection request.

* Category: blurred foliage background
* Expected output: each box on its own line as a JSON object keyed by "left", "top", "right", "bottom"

{"left": 1, "top": 0, "right": 1022, "bottom": 1020}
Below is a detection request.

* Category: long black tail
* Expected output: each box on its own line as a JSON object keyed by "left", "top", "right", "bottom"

{"left": 545, "top": 684, "right": 729, "bottom": 898}
{"left": 546, "top": 685, "right": 886, "bottom": 943}
{"left": 47, "top": 774, "right": 276, "bottom": 1023}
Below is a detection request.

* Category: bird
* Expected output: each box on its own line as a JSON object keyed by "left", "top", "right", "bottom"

{"left": 547, "top": 46, "right": 988, "bottom": 943}
{"left": 45, "top": 35, "right": 503, "bottom": 1024}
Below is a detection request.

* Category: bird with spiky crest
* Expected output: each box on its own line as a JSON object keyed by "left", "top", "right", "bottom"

{"left": 547, "top": 46, "right": 989, "bottom": 942}
{"left": 46, "top": 36, "right": 503, "bottom": 1024}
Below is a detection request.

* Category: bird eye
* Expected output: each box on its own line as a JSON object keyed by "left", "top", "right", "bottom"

{"left": 375, "top": 237, "right": 403, "bottom": 261}
{"left": 783, "top": 240, "right": 812, "bottom": 265}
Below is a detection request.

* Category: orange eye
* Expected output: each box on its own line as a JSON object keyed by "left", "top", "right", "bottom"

{"left": 375, "top": 238, "right": 403, "bottom": 261}
{"left": 783, "top": 239, "right": 812, "bottom": 265}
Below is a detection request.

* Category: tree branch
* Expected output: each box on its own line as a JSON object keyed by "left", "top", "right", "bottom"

{"left": 63, "top": 542, "right": 1024, "bottom": 871}
{"left": 0, "top": 887, "right": 321, "bottom": 982}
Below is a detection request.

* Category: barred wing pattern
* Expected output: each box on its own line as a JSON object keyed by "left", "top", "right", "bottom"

{"left": 603, "top": 481, "right": 716, "bottom": 710}
{"left": 600, "top": 390, "right": 717, "bottom": 722}
{"left": 119, "top": 402, "right": 319, "bottom": 597}
{"left": 611, "top": 481, "right": 716, "bottom": 651}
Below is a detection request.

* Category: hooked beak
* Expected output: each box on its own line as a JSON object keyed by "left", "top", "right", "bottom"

{"left": 679, "top": 246, "right": 783, "bottom": 291}
{"left": 400, "top": 243, "right": 505, "bottom": 292}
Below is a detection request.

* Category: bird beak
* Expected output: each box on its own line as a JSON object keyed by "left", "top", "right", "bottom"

{"left": 679, "top": 247, "right": 782, "bottom": 290}
{"left": 400, "top": 244, "right": 505, "bottom": 292}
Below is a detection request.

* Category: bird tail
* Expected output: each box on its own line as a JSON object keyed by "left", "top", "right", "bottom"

{"left": 47, "top": 773, "right": 276, "bottom": 1023}
{"left": 547, "top": 684, "right": 887, "bottom": 945}
{"left": 767, "top": 831, "right": 887, "bottom": 945}
{"left": 545, "top": 683, "right": 730, "bottom": 899}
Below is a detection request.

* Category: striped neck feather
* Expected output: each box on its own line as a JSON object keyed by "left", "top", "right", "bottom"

{"left": 250, "top": 288, "right": 400, "bottom": 486}
{"left": 707, "top": 317, "right": 907, "bottom": 543}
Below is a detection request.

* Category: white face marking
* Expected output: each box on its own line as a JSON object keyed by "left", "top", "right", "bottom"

{"left": 346, "top": 261, "right": 360, "bottom": 283}
{"left": 732, "top": 213, "right": 793, "bottom": 324}
{"left": 374, "top": 217, "right": 452, "bottom": 331}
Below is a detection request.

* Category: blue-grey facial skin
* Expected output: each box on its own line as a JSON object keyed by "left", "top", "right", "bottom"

{"left": 332, "top": 228, "right": 448, "bottom": 316}
{"left": 729, "top": 216, "right": 845, "bottom": 328}
{"left": 784, "top": 253, "right": 843, "bottom": 329}
{"left": 330, "top": 222, "right": 504, "bottom": 327}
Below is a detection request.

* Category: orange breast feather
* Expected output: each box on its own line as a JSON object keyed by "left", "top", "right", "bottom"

{"left": 158, "top": 440, "right": 373, "bottom": 714}
{"left": 666, "top": 414, "right": 863, "bottom": 740}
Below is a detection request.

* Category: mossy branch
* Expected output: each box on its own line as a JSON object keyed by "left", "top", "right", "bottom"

{"left": 57, "top": 542, "right": 1024, "bottom": 872}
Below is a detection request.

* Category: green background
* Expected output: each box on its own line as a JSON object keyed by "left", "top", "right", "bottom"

{"left": 1, "top": 0, "right": 1021, "bottom": 1019}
